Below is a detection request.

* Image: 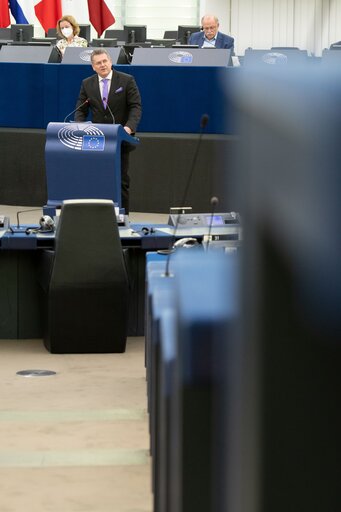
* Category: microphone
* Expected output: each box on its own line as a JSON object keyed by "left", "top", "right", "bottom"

{"left": 179, "top": 114, "right": 208, "bottom": 209}
{"left": 103, "top": 98, "right": 115, "bottom": 124}
{"left": 162, "top": 113, "right": 209, "bottom": 277}
{"left": 14, "top": 208, "right": 42, "bottom": 232}
{"left": 205, "top": 196, "right": 219, "bottom": 250}
{"left": 63, "top": 98, "right": 89, "bottom": 123}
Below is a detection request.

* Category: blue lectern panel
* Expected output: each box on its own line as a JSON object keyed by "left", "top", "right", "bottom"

{"left": 321, "top": 48, "right": 341, "bottom": 66}
{"left": 132, "top": 47, "right": 231, "bottom": 66}
{"left": 61, "top": 47, "right": 126, "bottom": 65}
{"left": 243, "top": 48, "right": 309, "bottom": 68}
{"left": 45, "top": 122, "right": 138, "bottom": 207}
{"left": 0, "top": 45, "right": 53, "bottom": 63}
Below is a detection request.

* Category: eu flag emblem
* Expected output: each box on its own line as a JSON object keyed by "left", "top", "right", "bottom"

{"left": 82, "top": 136, "right": 105, "bottom": 151}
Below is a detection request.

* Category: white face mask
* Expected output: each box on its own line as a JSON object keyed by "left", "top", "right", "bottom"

{"left": 61, "top": 27, "right": 73, "bottom": 38}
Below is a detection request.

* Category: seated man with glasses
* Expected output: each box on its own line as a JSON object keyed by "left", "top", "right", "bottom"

{"left": 189, "top": 14, "right": 234, "bottom": 51}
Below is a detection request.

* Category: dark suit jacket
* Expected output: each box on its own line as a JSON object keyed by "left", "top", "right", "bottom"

{"left": 74, "top": 69, "right": 142, "bottom": 133}
{"left": 188, "top": 31, "right": 234, "bottom": 51}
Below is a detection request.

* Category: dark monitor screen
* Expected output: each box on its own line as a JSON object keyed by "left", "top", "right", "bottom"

{"left": 171, "top": 44, "right": 199, "bottom": 49}
{"left": 177, "top": 25, "right": 201, "bottom": 44}
{"left": 122, "top": 42, "right": 151, "bottom": 63}
{"left": 105, "top": 29, "right": 127, "bottom": 41}
{"left": 123, "top": 25, "right": 147, "bottom": 43}
{"left": 91, "top": 38, "right": 118, "bottom": 47}
{"left": 32, "top": 37, "right": 57, "bottom": 45}
{"left": 10, "top": 24, "right": 34, "bottom": 42}
{"left": 148, "top": 38, "right": 176, "bottom": 48}
{"left": 0, "top": 28, "right": 10, "bottom": 39}
{"left": 47, "top": 28, "right": 58, "bottom": 38}
{"left": 48, "top": 45, "right": 62, "bottom": 63}
{"left": 8, "top": 41, "right": 52, "bottom": 47}
{"left": 79, "top": 24, "right": 91, "bottom": 41}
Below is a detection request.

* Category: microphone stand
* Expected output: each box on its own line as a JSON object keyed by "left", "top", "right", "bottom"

{"left": 205, "top": 196, "right": 219, "bottom": 251}
{"left": 104, "top": 98, "right": 116, "bottom": 124}
{"left": 163, "top": 113, "right": 209, "bottom": 277}
{"left": 64, "top": 99, "right": 89, "bottom": 123}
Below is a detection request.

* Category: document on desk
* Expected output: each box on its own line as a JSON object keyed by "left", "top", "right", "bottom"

{"left": 119, "top": 227, "right": 141, "bottom": 238}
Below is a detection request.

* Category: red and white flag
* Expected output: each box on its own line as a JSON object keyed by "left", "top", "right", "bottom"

{"left": 35, "top": 0, "right": 62, "bottom": 33}
{"left": 0, "top": 0, "right": 10, "bottom": 27}
{"left": 87, "top": 0, "right": 115, "bottom": 37}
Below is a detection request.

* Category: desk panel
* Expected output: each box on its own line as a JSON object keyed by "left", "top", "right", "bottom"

{"left": 0, "top": 130, "right": 238, "bottom": 213}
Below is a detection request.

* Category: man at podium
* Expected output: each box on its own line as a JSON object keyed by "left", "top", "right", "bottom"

{"left": 74, "top": 48, "right": 142, "bottom": 214}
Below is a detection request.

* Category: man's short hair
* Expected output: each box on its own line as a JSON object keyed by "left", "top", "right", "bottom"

{"left": 201, "top": 14, "right": 219, "bottom": 25}
{"left": 90, "top": 48, "right": 112, "bottom": 63}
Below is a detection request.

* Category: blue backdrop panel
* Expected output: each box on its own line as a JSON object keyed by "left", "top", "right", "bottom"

{"left": 56, "top": 64, "right": 94, "bottom": 124}
{"left": 0, "top": 62, "right": 47, "bottom": 128}
{"left": 0, "top": 62, "right": 234, "bottom": 134}
{"left": 128, "top": 65, "right": 233, "bottom": 134}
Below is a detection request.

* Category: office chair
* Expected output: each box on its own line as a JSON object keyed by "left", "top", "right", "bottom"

{"left": 39, "top": 199, "right": 129, "bottom": 353}
{"left": 330, "top": 41, "right": 341, "bottom": 49}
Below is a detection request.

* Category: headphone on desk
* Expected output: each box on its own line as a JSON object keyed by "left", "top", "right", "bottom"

{"left": 25, "top": 215, "right": 55, "bottom": 235}
{"left": 141, "top": 226, "right": 156, "bottom": 235}
{"left": 39, "top": 215, "right": 55, "bottom": 232}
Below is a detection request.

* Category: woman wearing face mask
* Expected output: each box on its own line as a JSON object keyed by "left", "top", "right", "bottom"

{"left": 56, "top": 15, "right": 88, "bottom": 56}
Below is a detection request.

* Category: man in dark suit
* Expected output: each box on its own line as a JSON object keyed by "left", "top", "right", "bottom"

{"left": 189, "top": 14, "right": 234, "bottom": 51}
{"left": 74, "top": 48, "right": 142, "bottom": 214}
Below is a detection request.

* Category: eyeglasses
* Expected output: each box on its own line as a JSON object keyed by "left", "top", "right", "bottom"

{"left": 203, "top": 26, "right": 217, "bottom": 31}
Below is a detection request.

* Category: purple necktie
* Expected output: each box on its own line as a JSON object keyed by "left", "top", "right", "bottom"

{"left": 102, "top": 78, "right": 109, "bottom": 108}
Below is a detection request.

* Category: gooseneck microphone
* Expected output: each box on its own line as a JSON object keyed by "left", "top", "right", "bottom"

{"left": 206, "top": 196, "right": 219, "bottom": 250}
{"left": 16, "top": 208, "right": 42, "bottom": 229}
{"left": 63, "top": 98, "right": 89, "bottom": 123}
{"left": 103, "top": 98, "right": 116, "bottom": 124}
{"left": 163, "top": 113, "right": 209, "bottom": 277}
{"left": 179, "top": 113, "right": 209, "bottom": 210}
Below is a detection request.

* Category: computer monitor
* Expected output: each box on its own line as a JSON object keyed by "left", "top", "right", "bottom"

{"left": 90, "top": 38, "right": 118, "bottom": 47}
{"left": 8, "top": 41, "right": 52, "bottom": 47}
{"left": 123, "top": 25, "right": 147, "bottom": 43}
{"left": 177, "top": 25, "right": 201, "bottom": 44}
{"left": 171, "top": 44, "right": 199, "bottom": 49}
{"left": 0, "top": 28, "right": 10, "bottom": 39}
{"left": 47, "top": 28, "right": 58, "bottom": 38}
{"left": 10, "top": 24, "right": 34, "bottom": 42}
{"left": 105, "top": 29, "right": 127, "bottom": 42}
{"left": 79, "top": 24, "right": 91, "bottom": 41}
{"left": 32, "top": 37, "right": 57, "bottom": 45}
{"left": 148, "top": 38, "right": 176, "bottom": 48}
{"left": 164, "top": 30, "right": 178, "bottom": 40}
{"left": 48, "top": 45, "right": 62, "bottom": 63}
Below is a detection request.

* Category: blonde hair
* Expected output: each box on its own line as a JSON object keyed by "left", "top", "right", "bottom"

{"left": 56, "top": 15, "right": 80, "bottom": 38}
